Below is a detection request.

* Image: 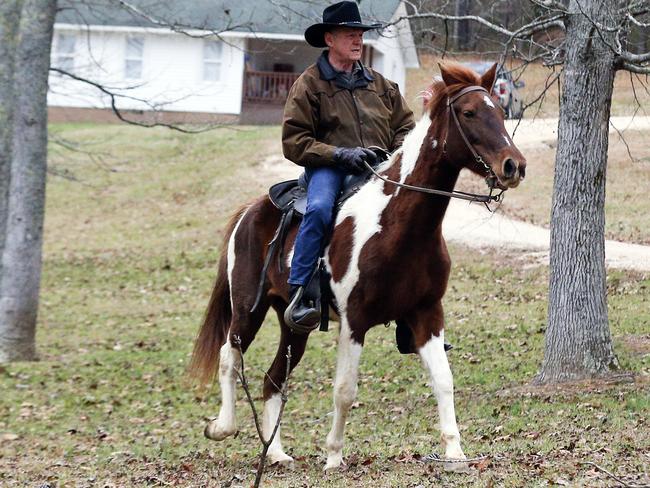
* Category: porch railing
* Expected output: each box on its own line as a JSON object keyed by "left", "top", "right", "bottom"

{"left": 243, "top": 70, "right": 300, "bottom": 104}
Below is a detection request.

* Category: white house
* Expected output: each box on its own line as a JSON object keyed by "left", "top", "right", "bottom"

{"left": 49, "top": 0, "right": 419, "bottom": 124}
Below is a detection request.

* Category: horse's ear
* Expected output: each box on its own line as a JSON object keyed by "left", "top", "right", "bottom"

{"left": 481, "top": 63, "right": 498, "bottom": 92}
{"left": 438, "top": 63, "right": 463, "bottom": 87}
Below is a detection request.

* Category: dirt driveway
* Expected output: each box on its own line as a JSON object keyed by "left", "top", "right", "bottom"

{"left": 506, "top": 115, "right": 650, "bottom": 149}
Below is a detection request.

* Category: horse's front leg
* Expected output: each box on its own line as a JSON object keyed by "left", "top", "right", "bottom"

{"left": 412, "top": 302, "right": 466, "bottom": 463}
{"left": 325, "top": 318, "right": 363, "bottom": 470}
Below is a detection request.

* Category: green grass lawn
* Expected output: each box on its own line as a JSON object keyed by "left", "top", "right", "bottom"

{"left": 0, "top": 124, "right": 648, "bottom": 487}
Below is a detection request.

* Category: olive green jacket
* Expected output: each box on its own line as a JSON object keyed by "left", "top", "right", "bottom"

{"left": 282, "top": 57, "right": 415, "bottom": 168}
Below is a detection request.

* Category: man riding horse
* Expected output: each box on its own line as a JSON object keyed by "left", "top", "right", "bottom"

{"left": 282, "top": 1, "right": 415, "bottom": 331}
{"left": 190, "top": 0, "right": 527, "bottom": 470}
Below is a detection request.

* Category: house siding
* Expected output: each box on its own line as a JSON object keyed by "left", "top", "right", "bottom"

{"left": 47, "top": 1, "right": 418, "bottom": 123}
{"left": 371, "top": 1, "right": 419, "bottom": 92}
{"left": 48, "top": 26, "right": 245, "bottom": 115}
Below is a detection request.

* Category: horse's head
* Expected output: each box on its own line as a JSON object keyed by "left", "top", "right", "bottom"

{"left": 424, "top": 63, "right": 527, "bottom": 190}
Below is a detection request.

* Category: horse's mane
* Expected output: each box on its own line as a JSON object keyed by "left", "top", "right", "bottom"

{"left": 379, "top": 62, "right": 485, "bottom": 177}
{"left": 423, "top": 62, "right": 483, "bottom": 120}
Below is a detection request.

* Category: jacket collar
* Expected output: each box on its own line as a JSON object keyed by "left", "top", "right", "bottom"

{"left": 317, "top": 51, "right": 374, "bottom": 82}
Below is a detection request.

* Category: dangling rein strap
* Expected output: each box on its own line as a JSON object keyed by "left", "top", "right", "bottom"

{"left": 363, "top": 159, "right": 503, "bottom": 204}
{"left": 250, "top": 203, "right": 295, "bottom": 313}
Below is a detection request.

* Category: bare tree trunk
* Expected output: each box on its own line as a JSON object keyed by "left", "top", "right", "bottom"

{"left": 454, "top": 0, "right": 470, "bottom": 51}
{"left": 0, "top": 0, "right": 57, "bottom": 363}
{"left": 536, "top": 0, "right": 620, "bottom": 383}
{"left": 0, "top": 1, "right": 22, "bottom": 286}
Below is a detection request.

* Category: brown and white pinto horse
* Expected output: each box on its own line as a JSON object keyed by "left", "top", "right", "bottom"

{"left": 189, "top": 62, "right": 526, "bottom": 470}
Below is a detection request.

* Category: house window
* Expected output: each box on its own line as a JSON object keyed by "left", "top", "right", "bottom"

{"left": 125, "top": 36, "right": 144, "bottom": 80}
{"left": 203, "top": 40, "right": 223, "bottom": 81}
{"left": 53, "top": 33, "right": 76, "bottom": 72}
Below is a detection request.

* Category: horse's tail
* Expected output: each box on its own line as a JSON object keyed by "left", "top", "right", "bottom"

{"left": 188, "top": 205, "right": 247, "bottom": 386}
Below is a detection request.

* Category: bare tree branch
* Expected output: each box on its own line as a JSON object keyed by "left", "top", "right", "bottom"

{"left": 49, "top": 67, "right": 230, "bottom": 133}
{"left": 619, "top": 51, "right": 650, "bottom": 64}
{"left": 395, "top": 11, "right": 515, "bottom": 37}
{"left": 114, "top": 0, "right": 253, "bottom": 41}
{"left": 620, "top": 61, "right": 650, "bottom": 74}
{"left": 518, "top": 68, "right": 563, "bottom": 125}
{"left": 232, "top": 335, "right": 292, "bottom": 488}
{"left": 568, "top": 0, "right": 650, "bottom": 73}
{"left": 627, "top": 12, "right": 650, "bottom": 28}
{"left": 528, "top": 0, "right": 570, "bottom": 13}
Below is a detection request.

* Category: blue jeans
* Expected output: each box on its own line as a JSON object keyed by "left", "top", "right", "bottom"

{"left": 288, "top": 166, "right": 345, "bottom": 286}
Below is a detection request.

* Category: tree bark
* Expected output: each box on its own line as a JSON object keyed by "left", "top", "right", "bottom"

{"left": 536, "top": 0, "right": 620, "bottom": 383}
{"left": 0, "top": 1, "right": 22, "bottom": 285}
{"left": 454, "top": 0, "right": 470, "bottom": 51}
{"left": 0, "top": 0, "right": 57, "bottom": 363}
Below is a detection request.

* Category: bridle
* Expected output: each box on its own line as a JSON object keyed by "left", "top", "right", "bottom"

{"left": 364, "top": 85, "right": 505, "bottom": 207}
{"left": 447, "top": 86, "right": 500, "bottom": 184}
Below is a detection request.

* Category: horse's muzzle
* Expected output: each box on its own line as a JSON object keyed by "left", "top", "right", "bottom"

{"left": 498, "top": 156, "right": 526, "bottom": 188}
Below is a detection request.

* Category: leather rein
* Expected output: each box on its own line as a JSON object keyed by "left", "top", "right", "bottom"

{"left": 364, "top": 85, "right": 504, "bottom": 207}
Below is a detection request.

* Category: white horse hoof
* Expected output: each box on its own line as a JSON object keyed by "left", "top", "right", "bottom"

{"left": 204, "top": 420, "right": 236, "bottom": 441}
{"left": 443, "top": 459, "right": 472, "bottom": 473}
{"left": 324, "top": 453, "right": 344, "bottom": 471}
{"left": 267, "top": 451, "right": 294, "bottom": 468}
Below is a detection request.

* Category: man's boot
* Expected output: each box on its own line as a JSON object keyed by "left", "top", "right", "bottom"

{"left": 284, "top": 285, "right": 320, "bottom": 334}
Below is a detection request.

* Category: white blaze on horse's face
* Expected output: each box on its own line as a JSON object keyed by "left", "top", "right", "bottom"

{"left": 483, "top": 95, "right": 496, "bottom": 109}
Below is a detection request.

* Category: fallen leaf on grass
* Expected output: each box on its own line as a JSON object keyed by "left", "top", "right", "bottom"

{"left": 346, "top": 453, "right": 359, "bottom": 467}
{"left": 361, "top": 455, "right": 376, "bottom": 466}
{"left": 1, "top": 433, "right": 19, "bottom": 441}
{"left": 395, "top": 452, "right": 416, "bottom": 463}
{"left": 472, "top": 458, "right": 491, "bottom": 472}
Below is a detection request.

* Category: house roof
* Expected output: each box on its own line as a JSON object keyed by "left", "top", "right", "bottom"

{"left": 56, "top": 0, "right": 403, "bottom": 38}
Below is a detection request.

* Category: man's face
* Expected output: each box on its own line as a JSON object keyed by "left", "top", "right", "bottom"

{"left": 325, "top": 27, "right": 364, "bottom": 63}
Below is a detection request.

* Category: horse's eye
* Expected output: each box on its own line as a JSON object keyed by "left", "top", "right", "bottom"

{"left": 463, "top": 110, "right": 474, "bottom": 118}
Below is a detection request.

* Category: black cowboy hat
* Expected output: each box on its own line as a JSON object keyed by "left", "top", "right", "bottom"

{"left": 304, "top": 1, "right": 383, "bottom": 48}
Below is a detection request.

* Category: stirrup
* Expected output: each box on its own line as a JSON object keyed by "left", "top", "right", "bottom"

{"left": 284, "top": 286, "right": 320, "bottom": 334}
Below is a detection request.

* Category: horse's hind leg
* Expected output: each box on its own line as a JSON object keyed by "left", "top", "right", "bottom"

{"left": 204, "top": 302, "right": 270, "bottom": 441}
{"left": 204, "top": 338, "right": 241, "bottom": 440}
{"left": 261, "top": 298, "right": 309, "bottom": 467}
{"left": 204, "top": 199, "right": 277, "bottom": 442}
{"left": 412, "top": 301, "right": 466, "bottom": 466}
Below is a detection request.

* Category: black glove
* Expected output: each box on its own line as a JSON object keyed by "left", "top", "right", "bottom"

{"left": 333, "top": 147, "right": 377, "bottom": 175}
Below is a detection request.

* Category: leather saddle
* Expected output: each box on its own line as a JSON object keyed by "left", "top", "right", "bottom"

{"left": 268, "top": 170, "right": 372, "bottom": 216}
{"left": 268, "top": 147, "right": 390, "bottom": 215}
